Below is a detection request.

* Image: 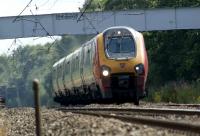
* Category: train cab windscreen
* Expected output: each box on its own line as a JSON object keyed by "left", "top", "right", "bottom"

{"left": 104, "top": 28, "right": 136, "bottom": 59}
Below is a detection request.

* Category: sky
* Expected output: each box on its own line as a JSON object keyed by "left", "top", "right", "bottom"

{"left": 0, "top": 0, "right": 85, "bottom": 55}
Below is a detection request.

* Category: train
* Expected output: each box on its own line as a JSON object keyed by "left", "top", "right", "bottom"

{"left": 0, "top": 86, "right": 5, "bottom": 107}
{"left": 52, "top": 26, "right": 148, "bottom": 105}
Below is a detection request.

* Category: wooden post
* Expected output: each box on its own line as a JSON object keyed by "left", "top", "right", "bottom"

{"left": 33, "top": 79, "right": 41, "bottom": 136}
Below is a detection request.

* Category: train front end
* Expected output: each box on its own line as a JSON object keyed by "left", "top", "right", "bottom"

{"left": 96, "top": 26, "right": 148, "bottom": 105}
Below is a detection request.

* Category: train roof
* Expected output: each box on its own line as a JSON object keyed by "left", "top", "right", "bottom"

{"left": 103, "top": 26, "right": 136, "bottom": 32}
{"left": 53, "top": 57, "right": 65, "bottom": 68}
{"left": 58, "top": 57, "right": 65, "bottom": 64}
{"left": 73, "top": 47, "right": 82, "bottom": 54}
{"left": 102, "top": 26, "right": 141, "bottom": 36}
{"left": 53, "top": 50, "right": 76, "bottom": 68}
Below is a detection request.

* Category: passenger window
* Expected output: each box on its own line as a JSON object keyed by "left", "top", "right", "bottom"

{"left": 71, "top": 60, "right": 74, "bottom": 72}
{"left": 66, "top": 63, "right": 68, "bottom": 74}
{"left": 74, "top": 58, "right": 76, "bottom": 71}
{"left": 76, "top": 57, "right": 79, "bottom": 70}
{"left": 87, "top": 49, "right": 90, "bottom": 65}
{"left": 66, "top": 61, "right": 69, "bottom": 74}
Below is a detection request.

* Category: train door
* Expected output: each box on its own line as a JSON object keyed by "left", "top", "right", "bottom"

{"left": 64, "top": 57, "right": 72, "bottom": 90}
{"left": 74, "top": 50, "right": 81, "bottom": 87}
{"left": 80, "top": 46, "right": 85, "bottom": 88}
{"left": 56, "top": 64, "right": 62, "bottom": 94}
{"left": 61, "top": 61, "right": 65, "bottom": 92}
{"left": 90, "top": 39, "right": 96, "bottom": 82}
{"left": 52, "top": 67, "right": 58, "bottom": 93}
{"left": 62, "top": 58, "right": 67, "bottom": 90}
{"left": 83, "top": 43, "right": 92, "bottom": 85}
{"left": 88, "top": 42, "right": 94, "bottom": 83}
{"left": 70, "top": 53, "right": 75, "bottom": 89}
{"left": 57, "top": 64, "right": 63, "bottom": 92}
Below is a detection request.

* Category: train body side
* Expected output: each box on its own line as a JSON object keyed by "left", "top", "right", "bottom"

{"left": 52, "top": 38, "right": 97, "bottom": 96}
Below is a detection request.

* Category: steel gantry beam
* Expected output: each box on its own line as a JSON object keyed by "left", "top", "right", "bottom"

{"left": 0, "top": 7, "right": 200, "bottom": 39}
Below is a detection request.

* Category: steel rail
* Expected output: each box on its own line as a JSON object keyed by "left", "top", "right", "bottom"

{"left": 0, "top": 98, "right": 5, "bottom": 108}
{"left": 69, "top": 110, "right": 200, "bottom": 134}
{"left": 59, "top": 107, "right": 200, "bottom": 133}
{"left": 165, "top": 103, "right": 200, "bottom": 107}
{"left": 0, "top": 103, "right": 5, "bottom": 108}
{"left": 59, "top": 107, "right": 200, "bottom": 116}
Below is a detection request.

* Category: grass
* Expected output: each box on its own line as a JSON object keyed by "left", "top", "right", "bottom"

{"left": 146, "top": 81, "right": 200, "bottom": 104}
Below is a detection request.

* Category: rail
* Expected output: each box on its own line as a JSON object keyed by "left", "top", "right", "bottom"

{"left": 58, "top": 107, "right": 200, "bottom": 134}
{"left": 58, "top": 107, "right": 200, "bottom": 116}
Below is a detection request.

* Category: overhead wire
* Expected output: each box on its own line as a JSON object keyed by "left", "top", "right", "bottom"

{"left": 7, "top": 39, "right": 26, "bottom": 73}
{"left": 13, "top": 0, "right": 33, "bottom": 22}
{"left": 48, "top": 0, "right": 59, "bottom": 10}
{"left": 77, "top": 0, "right": 99, "bottom": 34}
{"left": 9, "top": 0, "right": 59, "bottom": 75}
{"left": 28, "top": 1, "right": 68, "bottom": 53}
{"left": 82, "top": 14, "right": 99, "bottom": 34}
{"left": 77, "top": 0, "right": 93, "bottom": 22}
{"left": 22, "top": 5, "right": 66, "bottom": 53}
{"left": 11, "top": 0, "right": 62, "bottom": 54}
{"left": 12, "top": 0, "right": 100, "bottom": 56}
{"left": 37, "top": 0, "right": 50, "bottom": 7}
{"left": 7, "top": 39, "right": 16, "bottom": 54}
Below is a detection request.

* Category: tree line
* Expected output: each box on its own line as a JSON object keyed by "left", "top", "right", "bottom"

{"left": 83, "top": 0, "right": 200, "bottom": 86}
{"left": 0, "top": 36, "right": 92, "bottom": 106}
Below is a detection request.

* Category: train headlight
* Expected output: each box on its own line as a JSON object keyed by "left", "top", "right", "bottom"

{"left": 102, "top": 70, "right": 109, "bottom": 76}
{"left": 117, "top": 31, "right": 121, "bottom": 35}
{"left": 135, "top": 64, "right": 144, "bottom": 75}
{"left": 101, "top": 65, "right": 111, "bottom": 77}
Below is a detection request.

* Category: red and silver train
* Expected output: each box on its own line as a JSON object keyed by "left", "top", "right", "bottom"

{"left": 52, "top": 26, "right": 148, "bottom": 105}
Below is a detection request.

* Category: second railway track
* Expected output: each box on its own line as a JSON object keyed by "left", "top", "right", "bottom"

{"left": 58, "top": 107, "right": 200, "bottom": 134}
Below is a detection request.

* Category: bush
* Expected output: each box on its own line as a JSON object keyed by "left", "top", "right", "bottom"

{"left": 146, "top": 81, "right": 200, "bottom": 104}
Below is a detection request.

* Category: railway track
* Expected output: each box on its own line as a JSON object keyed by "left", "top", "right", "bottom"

{"left": 0, "top": 98, "right": 5, "bottom": 108}
{"left": 164, "top": 103, "right": 200, "bottom": 108}
{"left": 0, "top": 104, "right": 4, "bottom": 108}
{"left": 58, "top": 107, "right": 200, "bottom": 134}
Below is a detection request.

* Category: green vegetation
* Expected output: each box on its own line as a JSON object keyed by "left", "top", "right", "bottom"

{"left": 83, "top": 0, "right": 200, "bottom": 11}
{"left": 147, "top": 81, "right": 200, "bottom": 103}
{"left": 0, "top": 0, "right": 200, "bottom": 106}
{"left": 144, "top": 30, "right": 200, "bottom": 86}
{"left": 0, "top": 35, "right": 92, "bottom": 107}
